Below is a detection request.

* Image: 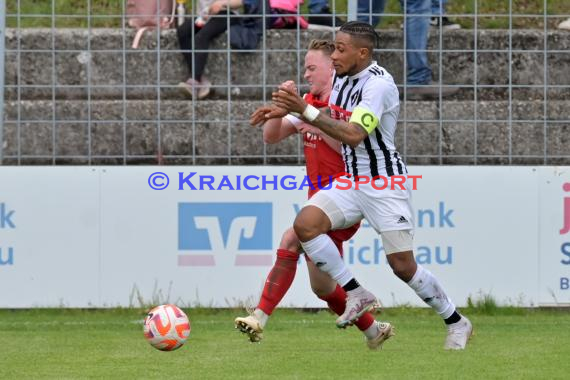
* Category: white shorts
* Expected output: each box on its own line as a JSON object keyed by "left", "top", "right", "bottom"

{"left": 305, "top": 175, "right": 415, "bottom": 234}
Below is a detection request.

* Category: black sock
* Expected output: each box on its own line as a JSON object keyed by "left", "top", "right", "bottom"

{"left": 444, "top": 310, "right": 461, "bottom": 325}
{"left": 342, "top": 279, "right": 360, "bottom": 292}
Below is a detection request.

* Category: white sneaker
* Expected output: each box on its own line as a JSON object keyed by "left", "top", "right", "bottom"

{"left": 559, "top": 18, "right": 570, "bottom": 30}
{"left": 366, "top": 322, "right": 395, "bottom": 350}
{"left": 430, "top": 16, "right": 462, "bottom": 30}
{"left": 178, "top": 77, "right": 211, "bottom": 100}
{"left": 234, "top": 315, "right": 263, "bottom": 343}
{"left": 336, "top": 288, "right": 378, "bottom": 328}
{"left": 444, "top": 316, "right": 473, "bottom": 350}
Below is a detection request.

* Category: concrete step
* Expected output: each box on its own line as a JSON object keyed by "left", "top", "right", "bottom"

{"left": 4, "top": 29, "right": 570, "bottom": 101}
{"left": 2, "top": 100, "right": 569, "bottom": 165}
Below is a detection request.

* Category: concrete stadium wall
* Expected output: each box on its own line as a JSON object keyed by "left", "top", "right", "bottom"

{"left": 2, "top": 28, "right": 569, "bottom": 164}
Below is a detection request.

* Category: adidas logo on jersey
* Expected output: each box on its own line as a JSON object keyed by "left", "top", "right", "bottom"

{"left": 397, "top": 216, "right": 407, "bottom": 223}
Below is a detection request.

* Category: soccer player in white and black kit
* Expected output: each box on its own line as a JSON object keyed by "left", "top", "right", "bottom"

{"left": 272, "top": 21, "right": 472, "bottom": 349}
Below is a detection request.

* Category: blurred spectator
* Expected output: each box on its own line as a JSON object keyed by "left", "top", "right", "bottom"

{"left": 357, "top": 0, "right": 459, "bottom": 99}
{"left": 357, "top": 0, "right": 384, "bottom": 27}
{"left": 177, "top": 0, "right": 239, "bottom": 99}
{"left": 558, "top": 18, "right": 570, "bottom": 30}
{"left": 430, "top": 0, "right": 460, "bottom": 30}
{"left": 401, "top": 0, "right": 458, "bottom": 98}
{"left": 308, "top": 0, "right": 344, "bottom": 28}
{"left": 178, "top": 0, "right": 308, "bottom": 99}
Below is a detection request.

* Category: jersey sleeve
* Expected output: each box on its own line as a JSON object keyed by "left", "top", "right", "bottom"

{"left": 349, "top": 78, "right": 388, "bottom": 134}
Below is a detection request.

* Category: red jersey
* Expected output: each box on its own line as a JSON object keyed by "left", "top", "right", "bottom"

{"left": 285, "top": 93, "right": 360, "bottom": 251}
{"left": 302, "top": 93, "right": 345, "bottom": 198}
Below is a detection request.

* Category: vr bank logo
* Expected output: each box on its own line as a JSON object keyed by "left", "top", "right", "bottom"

{"left": 178, "top": 202, "right": 273, "bottom": 266}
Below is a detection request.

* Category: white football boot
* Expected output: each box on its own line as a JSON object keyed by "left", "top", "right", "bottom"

{"left": 366, "top": 322, "right": 395, "bottom": 350}
{"left": 336, "top": 288, "right": 378, "bottom": 328}
{"left": 235, "top": 314, "right": 264, "bottom": 343}
{"left": 444, "top": 316, "right": 473, "bottom": 350}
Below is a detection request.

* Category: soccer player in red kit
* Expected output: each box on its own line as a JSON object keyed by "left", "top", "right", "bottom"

{"left": 234, "top": 39, "right": 394, "bottom": 350}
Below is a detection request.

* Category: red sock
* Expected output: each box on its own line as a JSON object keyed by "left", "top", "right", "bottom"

{"left": 257, "top": 249, "right": 299, "bottom": 315}
{"left": 319, "top": 285, "right": 375, "bottom": 331}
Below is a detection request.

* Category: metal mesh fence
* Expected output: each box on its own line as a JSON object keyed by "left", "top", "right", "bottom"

{"left": 1, "top": 0, "right": 569, "bottom": 165}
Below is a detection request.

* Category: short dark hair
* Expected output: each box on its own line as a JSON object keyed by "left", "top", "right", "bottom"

{"left": 339, "top": 21, "right": 379, "bottom": 52}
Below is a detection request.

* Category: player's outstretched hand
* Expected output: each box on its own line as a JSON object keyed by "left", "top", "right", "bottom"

{"left": 250, "top": 105, "right": 287, "bottom": 126}
{"left": 272, "top": 86, "right": 306, "bottom": 115}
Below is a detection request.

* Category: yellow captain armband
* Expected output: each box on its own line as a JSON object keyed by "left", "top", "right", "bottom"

{"left": 349, "top": 106, "right": 379, "bottom": 134}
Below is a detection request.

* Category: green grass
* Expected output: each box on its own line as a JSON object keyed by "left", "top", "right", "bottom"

{"left": 5, "top": 0, "right": 570, "bottom": 29}
{"left": 1, "top": 308, "right": 569, "bottom": 379}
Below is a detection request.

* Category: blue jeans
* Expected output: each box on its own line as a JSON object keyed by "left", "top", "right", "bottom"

{"left": 401, "top": 0, "right": 432, "bottom": 84}
{"left": 356, "top": 0, "right": 385, "bottom": 27}
{"left": 308, "top": 0, "right": 328, "bottom": 13}
{"left": 431, "top": 0, "right": 446, "bottom": 16}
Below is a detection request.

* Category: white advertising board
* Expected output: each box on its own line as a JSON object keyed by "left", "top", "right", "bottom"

{"left": 0, "top": 168, "right": 100, "bottom": 307}
{"left": 0, "top": 166, "right": 568, "bottom": 308}
{"left": 538, "top": 167, "right": 570, "bottom": 305}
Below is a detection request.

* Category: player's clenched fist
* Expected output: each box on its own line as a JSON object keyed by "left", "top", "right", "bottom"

{"left": 280, "top": 80, "right": 298, "bottom": 94}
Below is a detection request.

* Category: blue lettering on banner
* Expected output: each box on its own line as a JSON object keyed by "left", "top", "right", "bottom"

{"left": 0, "top": 247, "right": 14, "bottom": 266}
{"left": 561, "top": 243, "right": 570, "bottom": 265}
{"left": 178, "top": 203, "right": 272, "bottom": 251}
{"left": 347, "top": 239, "right": 385, "bottom": 265}
{"left": 178, "top": 172, "right": 198, "bottom": 190}
{"left": 418, "top": 202, "right": 455, "bottom": 228}
{"left": 0, "top": 203, "right": 16, "bottom": 229}
{"left": 416, "top": 246, "right": 453, "bottom": 264}
{"left": 561, "top": 277, "right": 569, "bottom": 290}
{"left": 346, "top": 239, "right": 453, "bottom": 266}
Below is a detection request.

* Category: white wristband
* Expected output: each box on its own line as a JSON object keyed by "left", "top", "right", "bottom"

{"left": 302, "top": 104, "right": 320, "bottom": 122}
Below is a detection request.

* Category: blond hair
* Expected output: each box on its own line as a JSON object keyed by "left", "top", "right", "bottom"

{"left": 308, "top": 39, "right": 335, "bottom": 56}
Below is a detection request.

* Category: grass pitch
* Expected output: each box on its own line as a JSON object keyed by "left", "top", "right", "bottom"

{"left": 1, "top": 308, "right": 569, "bottom": 379}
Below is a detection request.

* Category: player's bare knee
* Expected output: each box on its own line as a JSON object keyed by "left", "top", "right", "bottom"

{"left": 387, "top": 252, "right": 416, "bottom": 282}
{"left": 293, "top": 207, "right": 329, "bottom": 242}
{"left": 293, "top": 216, "right": 314, "bottom": 241}
{"left": 382, "top": 230, "right": 416, "bottom": 281}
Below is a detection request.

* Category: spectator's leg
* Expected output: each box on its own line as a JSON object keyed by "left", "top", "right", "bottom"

{"left": 402, "top": 0, "right": 432, "bottom": 85}
{"left": 308, "top": 0, "right": 329, "bottom": 14}
{"left": 357, "top": 0, "right": 385, "bottom": 27}
{"left": 308, "top": 0, "right": 343, "bottom": 28}
{"left": 177, "top": 20, "right": 199, "bottom": 77}
{"left": 432, "top": 0, "right": 443, "bottom": 16}
{"left": 193, "top": 13, "right": 231, "bottom": 81}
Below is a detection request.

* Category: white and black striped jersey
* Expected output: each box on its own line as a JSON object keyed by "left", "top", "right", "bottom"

{"left": 329, "top": 61, "right": 407, "bottom": 178}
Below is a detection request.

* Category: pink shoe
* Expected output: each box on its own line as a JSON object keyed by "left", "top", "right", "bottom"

{"left": 336, "top": 287, "right": 379, "bottom": 328}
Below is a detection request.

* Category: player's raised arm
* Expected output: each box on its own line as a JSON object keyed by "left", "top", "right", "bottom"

{"left": 272, "top": 87, "right": 368, "bottom": 148}
{"left": 249, "top": 104, "right": 297, "bottom": 144}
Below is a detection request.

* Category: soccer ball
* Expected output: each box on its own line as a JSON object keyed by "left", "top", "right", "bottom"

{"left": 143, "top": 304, "right": 191, "bottom": 351}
